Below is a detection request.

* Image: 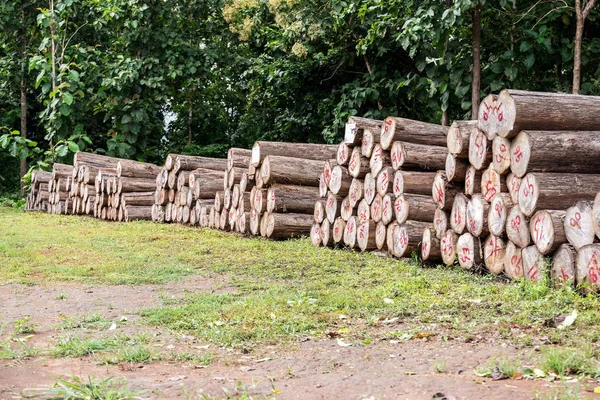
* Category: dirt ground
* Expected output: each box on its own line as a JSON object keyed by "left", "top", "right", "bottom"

{"left": 0, "top": 276, "right": 597, "bottom": 400}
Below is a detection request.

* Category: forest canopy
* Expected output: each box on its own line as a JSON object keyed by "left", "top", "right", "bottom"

{"left": 0, "top": 0, "right": 598, "bottom": 194}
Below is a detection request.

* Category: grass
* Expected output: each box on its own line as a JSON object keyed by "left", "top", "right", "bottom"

{"left": 23, "top": 375, "right": 145, "bottom": 399}
{"left": 3, "top": 207, "right": 600, "bottom": 368}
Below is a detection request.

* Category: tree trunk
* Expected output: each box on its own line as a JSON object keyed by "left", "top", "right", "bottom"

{"left": 265, "top": 184, "right": 319, "bottom": 214}
{"left": 357, "top": 198, "right": 370, "bottom": 224}
{"left": 337, "top": 143, "right": 352, "bottom": 166}
{"left": 432, "top": 171, "right": 459, "bottom": 211}
{"left": 447, "top": 120, "right": 477, "bottom": 158}
{"left": 116, "top": 160, "right": 161, "bottom": 179}
{"left": 380, "top": 117, "right": 447, "bottom": 149}
{"left": 487, "top": 193, "right": 512, "bottom": 237}
{"left": 340, "top": 196, "right": 353, "bottom": 221}
{"left": 370, "top": 194, "right": 383, "bottom": 223}
{"left": 117, "top": 178, "right": 156, "bottom": 194}
{"left": 313, "top": 200, "right": 326, "bottom": 224}
{"left": 124, "top": 205, "right": 153, "bottom": 222}
{"left": 73, "top": 152, "right": 121, "bottom": 168}
{"left": 174, "top": 155, "right": 227, "bottom": 174}
{"left": 464, "top": 165, "right": 482, "bottom": 196}
{"left": 251, "top": 141, "right": 337, "bottom": 167}
{"left": 381, "top": 193, "right": 395, "bottom": 225}
{"left": 19, "top": 5, "right": 27, "bottom": 196}
{"left": 375, "top": 221, "right": 387, "bottom": 250}
{"left": 325, "top": 191, "right": 343, "bottom": 223}
{"left": 348, "top": 178, "right": 364, "bottom": 208}
{"left": 481, "top": 165, "right": 507, "bottom": 202}
{"left": 506, "top": 206, "right": 530, "bottom": 248}
{"left": 471, "top": 1, "right": 481, "bottom": 118}
{"left": 343, "top": 216, "right": 358, "bottom": 248}
{"left": 390, "top": 220, "right": 431, "bottom": 258}
{"left": 310, "top": 223, "right": 322, "bottom": 247}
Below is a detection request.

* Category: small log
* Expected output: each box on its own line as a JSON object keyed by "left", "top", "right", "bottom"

{"left": 390, "top": 141, "right": 447, "bottom": 171}
{"left": 231, "top": 185, "right": 240, "bottom": 208}
{"left": 337, "top": 143, "right": 352, "bottom": 166}
{"left": 167, "top": 170, "right": 178, "bottom": 189}
{"left": 174, "top": 155, "right": 227, "bottom": 174}
{"left": 238, "top": 211, "right": 250, "bottom": 233}
{"left": 255, "top": 168, "right": 265, "bottom": 189}
{"left": 445, "top": 153, "right": 468, "bottom": 183}
{"left": 340, "top": 196, "right": 353, "bottom": 221}
{"left": 468, "top": 128, "right": 492, "bottom": 170}
{"left": 361, "top": 128, "right": 380, "bottom": 158}
{"left": 73, "top": 152, "right": 121, "bottom": 169}
{"left": 375, "top": 167, "right": 393, "bottom": 197}
{"left": 371, "top": 194, "right": 383, "bottom": 223}
{"left": 249, "top": 209, "right": 260, "bottom": 235}
{"left": 357, "top": 220, "right": 377, "bottom": 251}
{"left": 380, "top": 117, "right": 447, "bottom": 149}
{"left": 522, "top": 245, "right": 546, "bottom": 282}
{"left": 441, "top": 230, "right": 459, "bottom": 266}
{"left": 506, "top": 173, "right": 522, "bottom": 206}
{"left": 432, "top": 171, "right": 459, "bottom": 211}
{"left": 386, "top": 222, "right": 399, "bottom": 256}
{"left": 363, "top": 173, "right": 376, "bottom": 204}
{"left": 321, "top": 219, "right": 333, "bottom": 247}
{"left": 343, "top": 216, "right": 358, "bottom": 248}
{"left": 394, "top": 193, "right": 436, "bottom": 225}
{"left": 456, "top": 233, "right": 483, "bottom": 270}
{"left": 251, "top": 141, "right": 337, "bottom": 167}
{"left": 330, "top": 165, "right": 352, "bottom": 196}
{"left": 506, "top": 206, "right": 530, "bottom": 248}
{"left": 518, "top": 172, "right": 600, "bottom": 217}
{"left": 348, "top": 178, "right": 363, "bottom": 208}
{"left": 421, "top": 227, "right": 442, "bottom": 262}
{"left": 239, "top": 172, "right": 253, "bottom": 194}
{"left": 223, "top": 188, "right": 232, "bottom": 210}
{"left": 381, "top": 194, "right": 395, "bottom": 225}
{"left": 333, "top": 218, "right": 346, "bottom": 244}
{"left": 447, "top": 120, "right": 477, "bottom": 158}
{"left": 227, "top": 148, "right": 252, "bottom": 170}
{"left": 504, "top": 241, "right": 524, "bottom": 279}
{"left": 124, "top": 205, "right": 153, "bottom": 222}
{"left": 488, "top": 193, "right": 513, "bottom": 237}
{"left": 348, "top": 147, "right": 370, "bottom": 179}
{"left": 478, "top": 89, "right": 600, "bottom": 139}
{"left": 314, "top": 201, "right": 326, "bottom": 224}
{"left": 118, "top": 177, "right": 156, "bottom": 194}
{"left": 564, "top": 201, "right": 595, "bottom": 251}
{"left": 261, "top": 155, "right": 323, "bottom": 186}
{"left": 369, "top": 144, "right": 391, "bottom": 177}
{"left": 464, "top": 165, "right": 482, "bottom": 196}
{"left": 228, "top": 167, "right": 245, "bottom": 189}
{"left": 393, "top": 170, "right": 437, "bottom": 197}
{"left": 391, "top": 221, "right": 430, "bottom": 258}
{"left": 466, "top": 194, "right": 490, "bottom": 237}
{"left": 220, "top": 209, "right": 230, "bottom": 231}
{"left": 325, "top": 192, "right": 343, "bottom": 223}
{"left": 253, "top": 188, "right": 266, "bottom": 213}
{"left": 322, "top": 160, "right": 334, "bottom": 188}
{"left": 214, "top": 191, "right": 224, "bottom": 212}
{"left": 357, "top": 198, "right": 370, "bottom": 224}
{"left": 375, "top": 221, "right": 387, "bottom": 250}
{"left": 480, "top": 165, "right": 507, "bottom": 202}
{"left": 267, "top": 184, "right": 319, "bottom": 214}
{"left": 483, "top": 235, "right": 505, "bottom": 275}
{"left": 551, "top": 244, "right": 576, "bottom": 286}
{"left": 177, "top": 171, "right": 191, "bottom": 191}
{"left": 116, "top": 159, "right": 161, "bottom": 179}
{"left": 346, "top": 116, "right": 382, "bottom": 145}
{"left": 450, "top": 193, "right": 468, "bottom": 235}
{"left": 122, "top": 192, "right": 155, "bottom": 207}
{"left": 310, "top": 222, "right": 322, "bottom": 246}
{"left": 433, "top": 209, "right": 449, "bottom": 240}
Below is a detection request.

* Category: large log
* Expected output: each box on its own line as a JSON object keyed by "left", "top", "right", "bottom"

{"left": 456, "top": 233, "right": 483, "bottom": 270}
{"left": 357, "top": 199, "right": 370, "bottom": 224}
{"left": 116, "top": 159, "right": 161, "bottom": 179}
{"left": 375, "top": 167, "right": 393, "bottom": 197}
{"left": 506, "top": 206, "right": 530, "bottom": 248}
{"left": 478, "top": 89, "right": 600, "bottom": 139}
{"left": 481, "top": 165, "right": 506, "bottom": 202}
{"left": 491, "top": 136, "right": 511, "bottom": 174}
{"left": 564, "top": 201, "right": 595, "bottom": 251}
{"left": 363, "top": 173, "right": 376, "bottom": 204}
{"left": 333, "top": 218, "right": 346, "bottom": 244}
{"left": 124, "top": 205, "right": 153, "bottom": 222}
{"left": 343, "top": 216, "right": 358, "bottom": 248}
{"left": 361, "top": 128, "right": 380, "bottom": 158}
{"left": 325, "top": 192, "right": 343, "bottom": 223}
{"left": 394, "top": 193, "right": 436, "bottom": 224}
{"left": 369, "top": 144, "right": 391, "bottom": 177}
{"left": 447, "top": 120, "right": 477, "bottom": 158}
{"left": 261, "top": 155, "right": 323, "bottom": 186}
{"left": 311, "top": 223, "right": 323, "bottom": 247}
{"left": 488, "top": 193, "right": 513, "bottom": 237}
{"left": 251, "top": 141, "right": 337, "bottom": 167}
{"left": 393, "top": 170, "right": 437, "bottom": 197}
{"left": 118, "top": 178, "right": 156, "bottom": 193}
{"left": 518, "top": 172, "right": 600, "bottom": 216}
{"left": 52, "top": 163, "right": 74, "bottom": 180}
{"left": 504, "top": 241, "right": 524, "bottom": 279}
{"left": 122, "top": 192, "right": 155, "bottom": 207}
{"left": 450, "top": 193, "right": 468, "bottom": 235}
{"left": 468, "top": 128, "right": 492, "bottom": 170}
{"left": 433, "top": 209, "right": 448, "bottom": 240}
{"left": 348, "top": 178, "right": 363, "bottom": 208}
{"left": 348, "top": 147, "right": 370, "bottom": 179}
{"left": 371, "top": 194, "right": 383, "bottom": 223}
{"left": 483, "top": 235, "right": 505, "bottom": 275}
{"left": 321, "top": 219, "right": 333, "bottom": 247}
{"left": 337, "top": 143, "right": 352, "bottom": 166}
{"left": 375, "top": 221, "right": 387, "bottom": 250}
{"left": 74, "top": 152, "right": 121, "bottom": 168}
{"left": 345, "top": 117, "right": 383, "bottom": 145}
{"left": 389, "top": 141, "right": 447, "bottom": 171}
{"left": 314, "top": 200, "right": 326, "bottom": 224}
{"left": 357, "top": 220, "right": 377, "bottom": 251}
{"left": 381, "top": 194, "right": 395, "bottom": 225}
{"left": 380, "top": 117, "right": 447, "bottom": 150}
{"left": 464, "top": 165, "right": 482, "bottom": 196}
{"left": 506, "top": 173, "right": 522, "bottom": 204}
{"left": 266, "top": 184, "right": 319, "bottom": 214}
{"left": 445, "top": 154, "right": 468, "bottom": 183}
{"left": 340, "top": 196, "right": 353, "bottom": 221}
{"left": 522, "top": 245, "right": 546, "bottom": 282}
{"left": 389, "top": 220, "right": 429, "bottom": 258}
{"left": 329, "top": 166, "right": 352, "bottom": 196}
{"left": 227, "top": 148, "right": 252, "bottom": 170}
{"left": 431, "top": 171, "right": 459, "bottom": 211}
{"left": 440, "top": 230, "right": 459, "bottom": 266}
{"left": 174, "top": 155, "right": 227, "bottom": 174}
{"left": 421, "top": 226, "right": 442, "bottom": 262}
{"left": 551, "top": 244, "right": 576, "bottom": 286}
{"left": 466, "top": 194, "right": 490, "bottom": 237}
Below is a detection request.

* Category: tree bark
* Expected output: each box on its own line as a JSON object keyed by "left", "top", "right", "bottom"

{"left": 471, "top": 1, "right": 481, "bottom": 118}
{"left": 261, "top": 155, "right": 323, "bottom": 186}
{"left": 380, "top": 117, "right": 447, "bottom": 149}
{"left": 390, "top": 141, "right": 447, "bottom": 171}
{"left": 265, "top": 184, "right": 319, "bottom": 214}
{"left": 19, "top": 5, "right": 27, "bottom": 195}
{"left": 447, "top": 120, "right": 477, "bottom": 158}
{"left": 393, "top": 170, "right": 438, "bottom": 197}
{"left": 251, "top": 141, "right": 337, "bottom": 167}
{"left": 173, "top": 155, "right": 227, "bottom": 174}
{"left": 116, "top": 160, "right": 161, "bottom": 179}
{"left": 394, "top": 193, "right": 437, "bottom": 224}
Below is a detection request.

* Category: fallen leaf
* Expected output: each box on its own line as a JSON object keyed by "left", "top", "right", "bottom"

{"left": 337, "top": 338, "right": 352, "bottom": 347}
{"left": 558, "top": 310, "right": 578, "bottom": 330}
{"left": 108, "top": 322, "right": 117, "bottom": 331}
{"left": 534, "top": 368, "right": 546, "bottom": 378}
{"left": 168, "top": 375, "right": 187, "bottom": 381}
{"left": 384, "top": 298, "right": 394, "bottom": 304}
{"left": 255, "top": 357, "right": 271, "bottom": 363}
{"left": 413, "top": 333, "right": 434, "bottom": 339}
{"left": 593, "top": 386, "right": 600, "bottom": 394}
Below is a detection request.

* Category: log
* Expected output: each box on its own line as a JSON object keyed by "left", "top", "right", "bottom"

{"left": 506, "top": 173, "right": 522, "bottom": 205}
{"left": 441, "top": 230, "right": 459, "bottom": 266}
{"left": 249, "top": 209, "right": 260, "bottom": 235}
{"left": 188, "top": 168, "right": 222, "bottom": 190}
{"left": 52, "top": 163, "right": 74, "bottom": 180}
{"left": 322, "top": 160, "right": 334, "bottom": 188}
{"left": 478, "top": 89, "right": 600, "bottom": 139}
{"left": 227, "top": 148, "right": 252, "bottom": 170}
{"left": 118, "top": 178, "right": 156, "bottom": 194}
{"left": 221, "top": 209, "right": 231, "bottom": 231}
{"left": 488, "top": 193, "right": 513, "bottom": 237}
{"left": 371, "top": 194, "right": 383, "bottom": 223}
{"left": 251, "top": 141, "right": 337, "bottom": 167}
{"left": 361, "top": 128, "right": 380, "bottom": 158}
{"left": 325, "top": 192, "right": 343, "bottom": 223}
{"left": 466, "top": 194, "right": 490, "bottom": 237}
{"left": 348, "top": 178, "right": 363, "bottom": 208}
{"left": 421, "top": 227, "right": 442, "bottom": 262}
{"left": 255, "top": 168, "right": 265, "bottom": 189}
{"left": 164, "top": 154, "right": 177, "bottom": 171}
{"left": 564, "top": 201, "right": 595, "bottom": 251}
{"left": 464, "top": 166, "right": 482, "bottom": 196}
{"left": 314, "top": 200, "right": 326, "bottom": 224}
{"left": 345, "top": 116, "right": 382, "bottom": 145}
{"left": 333, "top": 218, "right": 346, "bottom": 244}
{"left": 223, "top": 187, "right": 232, "bottom": 210}
{"left": 239, "top": 172, "right": 253, "bottom": 194}
{"left": 594, "top": 192, "right": 600, "bottom": 240}
{"left": 394, "top": 193, "right": 436, "bottom": 224}
{"left": 238, "top": 211, "right": 250, "bottom": 234}
{"left": 386, "top": 222, "right": 399, "bottom": 256}
{"left": 450, "top": 193, "right": 468, "bottom": 235}
{"left": 266, "top": 184, "right": 319, "bottom": 214}
{"left": 158, "top": 168, "right": 169, "bottom": 188}
{"left": 261, "top": 155, "right": 322, "bottom": 186}
{"left": 518, "top": 172, "right": 600, "bottom": 217}
{"left": 310, "top": 223, "right": 323, "bottom": 247}
{"left": 340, "top": 196, "right": 353, "bottom": 221}
{"left": 228, "top": 167, "right": 245, "bottom": 189}
{"left": 174, "top": 155, "right": 227, "bottom": 174}
{"left": 431, "top": 171, "right": 459, "bottom": 211}
{"left": 433, "top": 209, "right": 448, "bottom": 240}
{"left": 551, "top": 244, "right": 576, "bottom": 286}
{"left": 124, "top": 205, "right": 153, "bottom": 222}
{"left": 231, "top": 185, "right": 240, "bottom": 208}
{"left": 116, "top": 159, "right": 161, "bottom": 179}
{"left": 177, "top": 171, "right": 191, "bottom": 191}
{"left": 391, "top": 221, "right": 430, "bottom": 258}
{"left": 483, "top": 235, "right": 505, "bottom": 275}
{"left": 337, "top": 143, "right": 352, "bottom": 166}
{"left": 369, "top": 144, "right": 391, "bottom": 177}
{"left": 468, "top": 128, "right": 492, "bottom": 170}
{"left": 348, "top": 147, "right": 370, "bottom": 179}
{"left": 167, "top": 170, "right": 178, "bottom": 189}
{"left": 329, "top": 165, "right": 352, "bottom": 196}
{"left": 506, "top": 206, "right": 530, "bottom": 248}
{"left": 456, "top": 233, "right": 483, "bottom": 270}
{"left": 389, "top": 141, "right": 447, "bottom": 171}
{"left": 363, "top": 173, "right": 376, "bottom": 204}
{"left": 481, "top": 165, "right": 507, "bottom": 202}
{"left": 73, "top": 152, "right": 121, "bottom": 168}
{"left": 253, "top": 188, "right": 266, "bottom": 213}
{"left": 194, "top": 175, "right": 228, "bottom": 199}
{"left": 122, "top": 192, "right": 155, "bottom": 207}
{"left": 321, "top": 219, "right": 333, "bottom": 247}
{"left": 375, "top": 167, "right": 394, "bottom": 197}
{"left": 522, "top": 245, "right": 546, "bottom": 282}
{"left": 380, "top": 117, "right": 447, "bottom": 150}
{"left": 265, "top": 212, "right": 314, "bottom": 239}
{"left": 447, "top": 120, "right": 477, "bottom": 158}
{"left": 357, "top": 220, "right": 377, "bottom": 251}
{"left": 319, "top": 173, "right": 328, "bottom": 198}
{"left": 357, "top": 198, "right": 370, "bottom": 224}
{"left": 445, "top": 154, "right": 468, "bottom": 183}
{"left": 214, "top": 191, "right": 224, "bottom": 212}
{"left": 375, "top": 221, "right": 387, "bottom": 250}
{"left": 504, "top": 241, "right": 524, "bottom": 279}
{"left": 381, "top": 194, "right": 395, "bottom": 225}
{"left": 343, "top": 216, "right": 358, "bottom": 248}
{"left": 228, "top": 207, "right": 237, "bottom": 230}
{"left": 393, "top": 170, "right": 437, "bottom": 197}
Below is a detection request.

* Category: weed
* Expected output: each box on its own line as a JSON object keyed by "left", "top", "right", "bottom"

{"left": 541, "top": 347, "right": 597, "bottom": 377}
{"left": 0, "top": 338, "right": 39, "bottom": 359}
{"left": 433, "top": 360, "right": 446, "bottom": 373}
{"left": 23, "top": 375, "right": 145, "bottom": 399}
{"left": 115, "top": 345, "right": 156, "bottom": 364}
{"left": 56, "top": 292, "right": 68, "bottom": 300}
{"left": 59, "top": 313, "right": 111, "bottom": 331}
{"left": 53, "top": 336, "right": 117, "bottom": 358}
{"left": 535, "top": 379, "right": 593, "bottom": 400}
{"left": 474, "top": 356, "right": 522, "bottom": 378}
{"left": 14, "top": 317, "right": 35, "bottom": 334}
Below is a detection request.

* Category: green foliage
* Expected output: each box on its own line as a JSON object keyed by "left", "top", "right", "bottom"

{"left": 24, "top": 375, "right": 146, "bottom": 400}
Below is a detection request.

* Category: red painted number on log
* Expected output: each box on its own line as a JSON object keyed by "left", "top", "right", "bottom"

{"left": 570, "top": 212, "right": 582, "bottom": 228}
{"left": 511, "top": 255, "right": 522, "bottom": 275}
{"left": 512, "top": 216, "right": 521, "bottom": 233}
{"left": 469, "top": 220, "right": 476, "bottom": 233}
{"left": 384, "top": 119, "right": 392, "bottom": 133}
{"left": 514, "top": 146, "right": 523, "bottom": 163}
{"left": 495, "top": 202, "right": 502, "bottom": 218}
{"left": 460, "top": 248, "right": 471, "bottom": 263}
{"left": 558, "top": 268, "right": 569, "bottom": 283}
{"left": 534, "top": 218, "right": 543, "bottom": 243}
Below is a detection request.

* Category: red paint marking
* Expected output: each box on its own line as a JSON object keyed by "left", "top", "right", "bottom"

{"left": 570, "top": 211, "right": 582, "bottom": 228}
{"left": 528, "top": 264, "right": 538, "bottom": 280}
{"left": 474, "top": 132, "right": 484, "bottom": 157}
{"left": 534, "top": 217, "right": 543, "bottom": 243}
{"left": 495, "top": 202, "right": 502, "bottom": 218}
{"left": 454, "top": 210, "right": 461, "bottom": 225}
{"left": 513, "top": 146, "right": 523, "bottom": 163}
{"left": 511, "top": 255, "right": 522, "bottom": 275}
{"left": 512, "top": 215, "right": 521, "bottom": 233}
{"left": 460, "top": 248, "right": 471, "bottom": 264}
{"left": 469, "top": 220, "right": 476, "bottom": 233}
{"left": 558, "top": 268, "right": 569, "bottom": 283}
{"left": 384, "top": 119, "right": 392, "bottom": 133}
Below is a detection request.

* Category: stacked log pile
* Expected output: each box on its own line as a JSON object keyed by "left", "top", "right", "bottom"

{"left": 151, "top": 154, "right": 227, "bottom": 225}
{"left": 47, "top": 163, "right": 74, "bottom": 214}
{"left": 310, "top": 116, "right": 449, "bottom": 260}
{"left": 25, "top": 170, "right": 53, "bottom": 212}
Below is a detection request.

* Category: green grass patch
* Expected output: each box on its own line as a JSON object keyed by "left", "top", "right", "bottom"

{"left": 24, "top": 376, "right": 145, "bottom": 399}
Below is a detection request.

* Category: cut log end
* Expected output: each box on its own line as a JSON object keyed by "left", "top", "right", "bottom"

{"left": 483, "top": 235, "right": 505, "bottom": 275}
{"left": 504, "top": 241, "right": 524, "bottom": 280}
